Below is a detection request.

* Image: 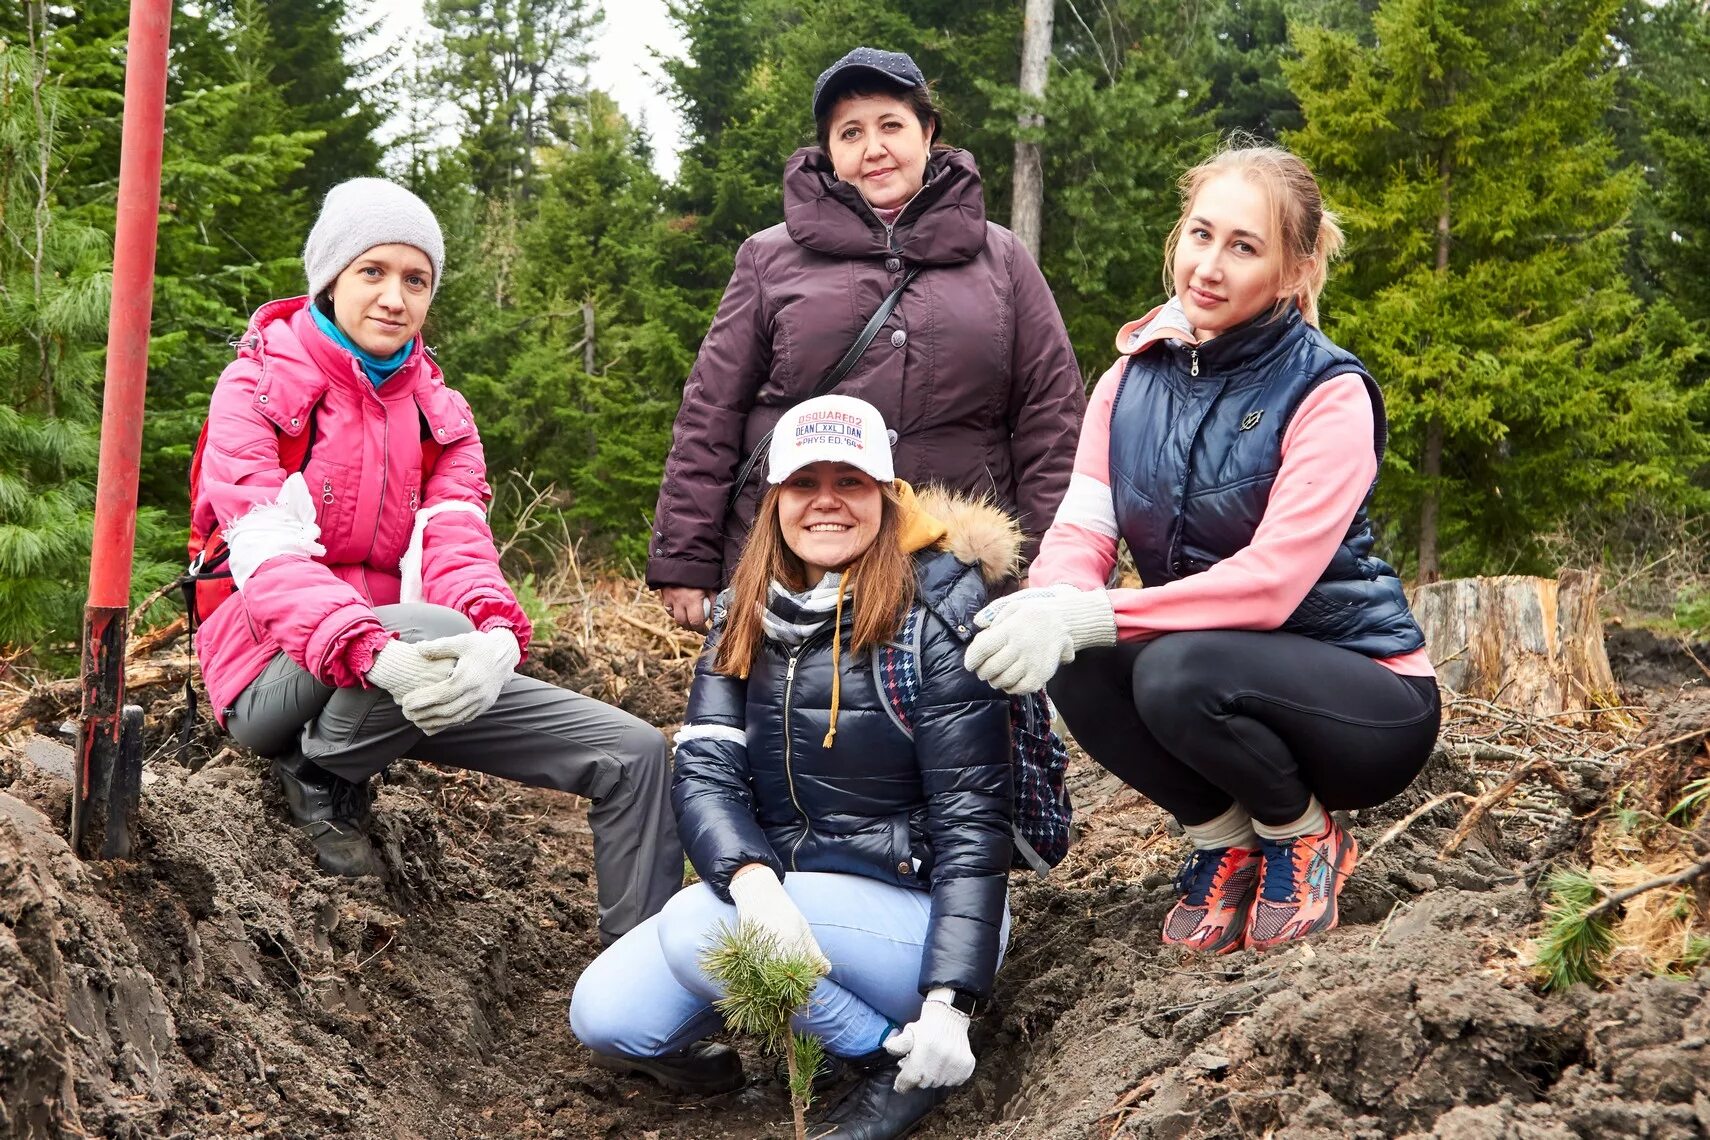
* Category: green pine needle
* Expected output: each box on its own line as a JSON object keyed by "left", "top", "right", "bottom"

{"left": 700, "top": 921, "right": 827, "bottom": 1052}
{"left": 789, "top": 1032, "right": 827, "bottom": 1108}
{"left": 1535, "top": 867, "right": 1617, "bottom": 992}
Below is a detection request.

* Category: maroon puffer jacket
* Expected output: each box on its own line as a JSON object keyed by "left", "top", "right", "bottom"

{"left": 647, "top": 146, "right": 1086, "bottom": 590}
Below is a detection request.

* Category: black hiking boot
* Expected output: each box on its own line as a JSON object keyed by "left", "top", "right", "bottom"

{"left": 272, "top": 752, "right": 384, "bottom": 878}
{"left": 805, "top": 1055, "right": 954, "bottom": 1140}
{"left": 774, "top": 1049, "right": 850, "bottom": 1095}
{"left": 591, "top": 1041, "right": 744, "bottom": 1095}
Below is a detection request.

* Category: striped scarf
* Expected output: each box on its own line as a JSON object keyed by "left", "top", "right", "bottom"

{"left": 760, "top": 572, "right": 849, "bottom": 645}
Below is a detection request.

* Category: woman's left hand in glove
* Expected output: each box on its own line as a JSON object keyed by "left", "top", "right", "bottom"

{"left": 963, "top": 585, "right": 1117, "bottom": 694}
{"left": 884, "top": 989, "right": 975, "bottom": 1091}
{"left": 398, "top": 627, "right": 521, "bottom": 734}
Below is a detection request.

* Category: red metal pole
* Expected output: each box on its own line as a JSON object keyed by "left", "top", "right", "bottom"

{"left": 73, "top": 0, "right": 174, "bottom": 858}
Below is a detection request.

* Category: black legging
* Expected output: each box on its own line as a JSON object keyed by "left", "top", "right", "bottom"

{"left": 1048, "top": 630, "right": 1440, "bottom": 828}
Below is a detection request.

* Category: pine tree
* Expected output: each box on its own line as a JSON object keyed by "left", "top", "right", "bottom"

{"left": 0, "top": 14, "right": 175, "bottom": 647}
{"left": 422, "top": 0, "right": 601, "bottom": 203}
{"left": 1287, "top": 0, "right": 1704, "bottom": 578}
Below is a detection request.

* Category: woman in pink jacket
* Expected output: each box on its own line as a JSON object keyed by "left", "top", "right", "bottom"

{"left": 966, "top": 144, "right": 1440, "bottom": 956}
{"left": 192, "top": 179, "right": 680, "bottom": 944}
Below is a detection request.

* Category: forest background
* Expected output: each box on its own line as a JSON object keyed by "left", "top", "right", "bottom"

{"left": 1, "top": 0, "right": 1707, "bottom": 656}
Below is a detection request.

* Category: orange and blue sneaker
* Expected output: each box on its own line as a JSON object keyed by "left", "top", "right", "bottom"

{"left": 1161, "top": 846, "right": 1261, "bottom": 955}
{"left": 1246, "top": 817, "right": 1359, "bottom": 951}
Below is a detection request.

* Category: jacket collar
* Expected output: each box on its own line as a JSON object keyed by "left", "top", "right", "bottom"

{"left": 1116, "top": 298, "right": 1305, "bottom": 374}
{"left": 236, "top": 295, "right": 433, "bottom": 396}
{"left": 783, "top": 147, "right": 989, "bottom": 265}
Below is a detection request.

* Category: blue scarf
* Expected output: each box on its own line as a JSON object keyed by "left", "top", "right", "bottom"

{"left": 311, "top": 305, "right": 413, "bottom": 387}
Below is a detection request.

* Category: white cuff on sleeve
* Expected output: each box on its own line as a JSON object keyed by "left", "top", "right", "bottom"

{"left": 399, "top": 500, "right": 486, "bottom": 604}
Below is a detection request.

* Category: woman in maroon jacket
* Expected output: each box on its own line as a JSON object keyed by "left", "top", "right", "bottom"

{"left": 649, "top": 47, "right": 1086, "bottom": 631}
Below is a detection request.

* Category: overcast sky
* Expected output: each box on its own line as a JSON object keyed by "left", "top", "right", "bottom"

{"left": 367, "top": 0, "right": 688, "bottom": 179}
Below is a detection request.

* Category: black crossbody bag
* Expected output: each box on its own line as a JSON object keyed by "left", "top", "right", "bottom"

{"left": 724, "top": 267, "right": 920, "bottom": 517}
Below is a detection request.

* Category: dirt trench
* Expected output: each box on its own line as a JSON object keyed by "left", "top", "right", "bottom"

{"left": 1, "top": 649, "right": 1706, "bottom": 1139}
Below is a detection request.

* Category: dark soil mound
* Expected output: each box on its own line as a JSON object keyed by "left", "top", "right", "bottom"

{"left": 2, "top": 634, "right": 1706, "bottom": 1139}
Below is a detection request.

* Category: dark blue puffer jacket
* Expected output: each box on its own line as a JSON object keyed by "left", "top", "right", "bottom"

{"left": 671, "top": 488, "right": 1016, "bottom": 999}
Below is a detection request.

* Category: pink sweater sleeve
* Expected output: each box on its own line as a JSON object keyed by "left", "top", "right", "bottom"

{"left": 1028, "top": 359, "right": 1125, "bottom": 591}
{"left": 1034, "top": 373, "right": 1378, "bottom": 632}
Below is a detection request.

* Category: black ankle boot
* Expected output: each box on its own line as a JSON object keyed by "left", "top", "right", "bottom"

{"left": 806, "top": 1059, "right": 954, "bottom": 1140}
{"left": 272, "top": 753, "right": 384, "bottom": 878}
{"left": 591, "top": 1040, "right": 744, "bottom": 1095}
{"left": 773, "top": 1049, "right": 849, "bottom": 1096}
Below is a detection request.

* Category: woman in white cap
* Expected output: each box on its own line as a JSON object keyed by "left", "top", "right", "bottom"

{"left": 572, "top": 395, "right": 1021, "bottom": 1139}
{"left": 187, "top": 178, "right": 683, "bottom": 951}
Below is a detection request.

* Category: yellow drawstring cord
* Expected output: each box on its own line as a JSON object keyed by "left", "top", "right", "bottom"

{"left": 823, "top": 570, "right": 848, "bottom": 748}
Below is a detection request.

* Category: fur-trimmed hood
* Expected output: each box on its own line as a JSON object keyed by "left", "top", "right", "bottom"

{"left": 898, "top": 482, "right": 1023, "bottom": 588}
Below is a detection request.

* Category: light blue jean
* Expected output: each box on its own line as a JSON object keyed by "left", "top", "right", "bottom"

{"left": 569, "top": 872, "right": 1010, "bottom": 1060}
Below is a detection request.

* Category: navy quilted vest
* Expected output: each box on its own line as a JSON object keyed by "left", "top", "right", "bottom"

{"left": 1108, "top": 305, "right": 1425, "bottom": 658}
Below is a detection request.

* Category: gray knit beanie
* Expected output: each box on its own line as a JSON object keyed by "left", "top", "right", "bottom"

{"left": 302, "top": 178, "right": 446, "bottom": 301}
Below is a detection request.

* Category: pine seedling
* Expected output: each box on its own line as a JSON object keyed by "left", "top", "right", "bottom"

{"left": 1535, "top": 867, "right": 1617, "bottom": 992}
{"left": 701, "top": 922, "right": 829, "bottom": 1140}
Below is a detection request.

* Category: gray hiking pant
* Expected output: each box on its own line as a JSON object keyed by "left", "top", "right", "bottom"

{"left": 226, "top": 603, "right": 682, "bottom": 943}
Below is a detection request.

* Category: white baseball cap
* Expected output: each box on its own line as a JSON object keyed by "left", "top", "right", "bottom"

{"left": 767, "top": 394, "right": 896, "bottom": 484}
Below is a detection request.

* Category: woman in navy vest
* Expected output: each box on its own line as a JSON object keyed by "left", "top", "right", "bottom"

{"left": 966, "top": 142, "right": 1440, "bottom": 955}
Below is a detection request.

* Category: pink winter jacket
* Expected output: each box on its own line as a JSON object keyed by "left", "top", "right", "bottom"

{"left": 193, "top": 296, "right": 533, "bottom": 723}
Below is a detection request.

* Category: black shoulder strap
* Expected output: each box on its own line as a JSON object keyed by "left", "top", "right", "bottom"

{"left": 725, "top": 267, "right": 920, "bottom": 517}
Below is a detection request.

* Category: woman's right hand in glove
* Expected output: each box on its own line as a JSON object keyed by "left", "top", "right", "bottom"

{"left": 727, "top": 864, "right": 831, "bottom": 972}
{"left": 365, "top": 638, "right": 455, "bottom": 711}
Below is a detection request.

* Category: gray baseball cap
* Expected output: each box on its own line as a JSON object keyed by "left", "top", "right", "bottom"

{"left": 813, "top": 47, "right": 927, "bottom": 118}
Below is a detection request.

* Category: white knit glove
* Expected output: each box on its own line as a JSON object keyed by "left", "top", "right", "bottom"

{"left": 727, "top": 867, "right": 831, "bottom": 972}
{"left": 964, "top": 586, "right": 1118, "bottom": 694}
{"left": 225, "top": 473, "right": 327, "bottom": 589}
{"left": 365, "top": 639, "right": 455, "bottom": 708}
{"left": 398, "top": 627, "right": 520, "bottom": 735}
{"left": 886, "top": 988, "right": 974, "bottom": 1091}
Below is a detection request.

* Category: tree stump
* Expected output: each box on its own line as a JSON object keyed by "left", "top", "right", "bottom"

{"left": 1411, "top": 570, "right": 1620, "bottom": 718}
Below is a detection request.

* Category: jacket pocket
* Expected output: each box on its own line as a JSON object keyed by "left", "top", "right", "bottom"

{"left": 414, "top": 381, "right": 478, "bottom": 449}
{"left": 303, "top": 458, "right": 359, "bottom": 558}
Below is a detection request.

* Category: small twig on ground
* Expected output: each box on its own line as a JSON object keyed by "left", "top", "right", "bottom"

{"left": 129, "top": 613, "right": 188, "bottom": 659}
{"left": 1631, "top": 727, "right": 1710, "bottom": 762}
{"left": 1583, "top": 855, "right": 1710, "bottom": 924}
{"left": 1100, "top": 1076, "right": 1159, "bottom": 1138}
{"left": 612, "top": 610, "right": 700, "bottom": 652}
{"left": 1679, "top": 640, "right": 1710, "bottom": 685}
{"left": 1448, "top": 741, "right": 1533, "bottom": 767}
{"left": 1366, "top": 791, "right": 1474, "bottom": 855}
{"left": 353, "top": 934, "right": 396, "bottom": 973}
{"left": 1371, "top": 901, "right": 1407, "bottom": 948}
{"left": 126, "top": 578, "right": 184, "bottom": 645}
{"left": 1441, "top": 757, "right": 1564, "bottom": 857}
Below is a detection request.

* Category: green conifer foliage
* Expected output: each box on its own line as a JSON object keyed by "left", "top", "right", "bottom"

{"left": 1287, "top": 0, "right": 1704, "bottom": 578}
{"left": 142, "top": 0, "right": 321, "bottom": 521}
{"left": 423, "top": 0, "right": 601, "bottom": 203}
{"left": 0, "top": 21, "right": 173, "bottom": 647}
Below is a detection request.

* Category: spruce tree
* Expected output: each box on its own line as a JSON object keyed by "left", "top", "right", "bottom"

{"left": 1287, "top": 0, "right": 1704, "bottom": 578}
{"left": 1631, "top": 1, "right": 1710, "bottom": 329}
{"left": 422, "top": 0, "right": 600, "bottom": 203}
{"left": 255, "top": 0, "right": 387, "bottom": 194}
{"left": 462, "top": 93, "right": 700, "bottom": 562}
